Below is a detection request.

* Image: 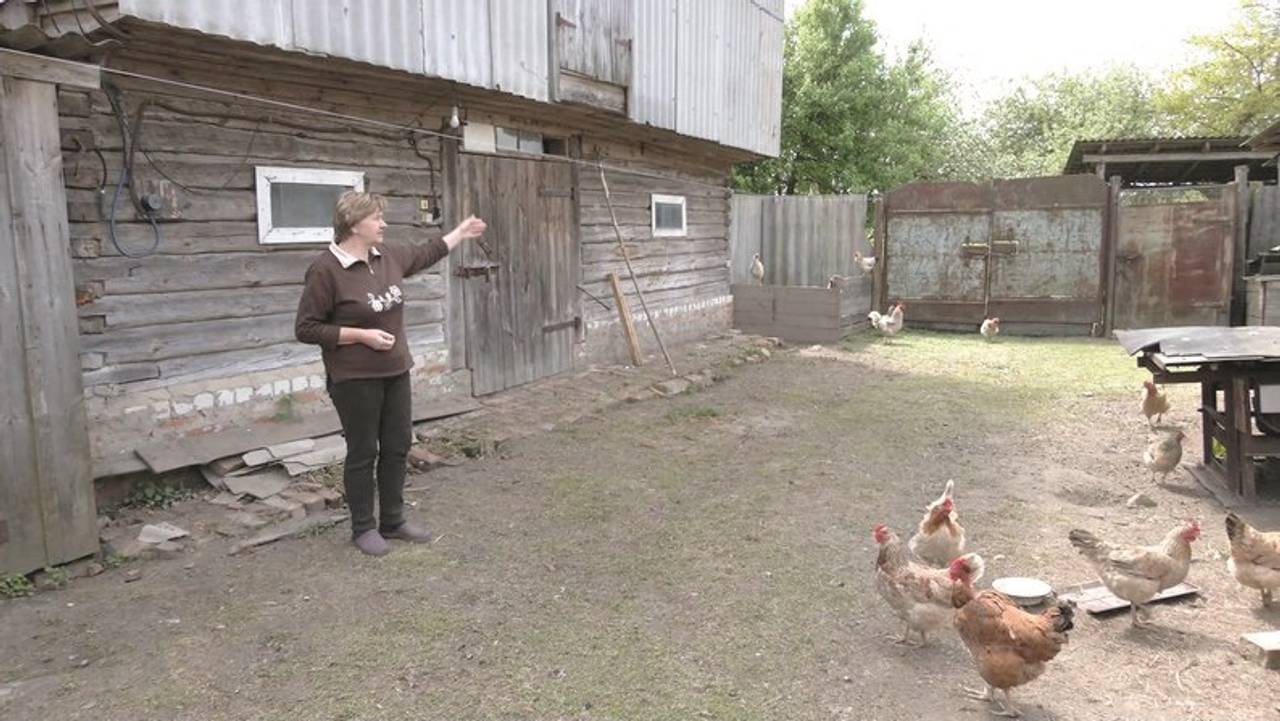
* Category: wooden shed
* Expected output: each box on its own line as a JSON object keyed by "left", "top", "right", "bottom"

{"left": 0, "top": 0, "right": 784, "bottom": 574}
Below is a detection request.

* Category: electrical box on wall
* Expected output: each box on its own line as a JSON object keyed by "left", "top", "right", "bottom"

{"left": 462, "top": 121, "right": 496, "bottom": 153}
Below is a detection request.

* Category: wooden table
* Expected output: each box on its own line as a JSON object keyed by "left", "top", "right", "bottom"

{"left": 1119, "top": 326, "right": 1280, "bottom": 503}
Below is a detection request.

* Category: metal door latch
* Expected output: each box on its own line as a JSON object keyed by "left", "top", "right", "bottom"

{"left": 454, "top": 264, "right": 502, "bottom": 280}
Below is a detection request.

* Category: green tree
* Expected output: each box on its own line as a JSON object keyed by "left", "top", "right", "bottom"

{"left": 1156, "top": 0, "right": 1280, "bottom": 135}
{"left": 733, "top": 0, "right": 958, "bottom": 194}
{"left": 980, "top": 66, "right": 1166, "bottom": 178}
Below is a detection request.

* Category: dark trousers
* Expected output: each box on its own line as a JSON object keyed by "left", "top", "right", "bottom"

{"left": 327, "top": 372, "right": 412, "bottom": 535}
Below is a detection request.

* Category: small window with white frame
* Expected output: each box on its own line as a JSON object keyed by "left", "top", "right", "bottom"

{"left": 256, "top": 166, "right": 365, "bottom": 245}
{"left": 651, "top": 194, "right": 686, "bottom": 237}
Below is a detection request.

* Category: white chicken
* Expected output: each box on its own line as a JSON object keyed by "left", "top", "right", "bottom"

{"left": 1143, "top": 430, "right": 1184, "bottom": 483}
{"left": 979, "top": 317, "right": 1000, "bottom": 342}
{"left": 868, "top": 302, "right": 905, "bottom": 336}
{"left": 909, "top": 479, "right": 966, "bottom": 567}
{"left": 874, "top": 523, "right": 984, "bottom": 646}
{"left": 1068, "top": 520, "right": 1200, "bottom": 627}
{"left": 750, "top": 253, "right": 765, "bottom": 285}
{"left": 854, "top": 251, "right": 876, "bottom": 275}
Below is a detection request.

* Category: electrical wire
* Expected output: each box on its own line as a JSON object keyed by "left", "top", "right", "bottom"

{"left": 102, "top": 82, "right": 161, "bottom": 258}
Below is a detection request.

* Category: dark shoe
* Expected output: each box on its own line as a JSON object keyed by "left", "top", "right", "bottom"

{"left": 353, "top": 529, "right": 389, "bottom": 556}
{"left": 380, "top": 521, "right": 432, "bottom": 544}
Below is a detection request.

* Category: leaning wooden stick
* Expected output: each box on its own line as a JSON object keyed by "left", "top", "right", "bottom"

{"left": 608, "top": 273, "right": 644, "bottom": 367}
{"left": 598, "top": 163, "right": 677, "bottom": 376}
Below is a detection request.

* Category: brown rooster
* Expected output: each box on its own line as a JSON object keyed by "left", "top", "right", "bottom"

{"left": 1068, "top": 520, "right": 1200, "bottom": 627}
{"left": 950, "top": 556, "right": 1075, "bottom": 718}
{"left": 1141, "top": 380, "right": 1170, "bottom": 427}
{"left": 874, "top": 523, "right": 982, "bottom": 647}
{"left": 1225, "top": 512, "right": 1280, "bottom": 607}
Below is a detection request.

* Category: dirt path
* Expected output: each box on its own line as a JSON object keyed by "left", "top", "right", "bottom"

{"left": 3, "top": 332, "right": 1279, "bottom": 721}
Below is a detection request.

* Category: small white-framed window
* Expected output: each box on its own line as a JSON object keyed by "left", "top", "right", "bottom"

{"left": 255, "top": 166, "right": 365, "bottom": 245}
{"left": 651, "top": 194, "right": 687, "bottom": 237}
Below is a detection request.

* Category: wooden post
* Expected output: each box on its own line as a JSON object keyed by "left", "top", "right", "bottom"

{"left": 607, "top": 273, "right": 643, "bottom": 367}
{"left": 873, "top": 191, "right": 888, "bottom": 312}
{"left": 0, "top": 72, "right": 99, "bottom": 574}
{"left": 1227, "top": 376, "right": 1256, "bottom": 499}
{"left": 1103, "top": 175, "right": 1122, "bottom": 335}
{"left": 1233, "top": 164, "right": 1251, "bottom": 326}
{"left": 1201, "top": 381, "right": 1216, "bottom": 468}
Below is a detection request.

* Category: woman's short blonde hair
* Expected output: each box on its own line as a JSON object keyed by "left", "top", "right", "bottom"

{"left": 333, "top": 191, "right": 386, "bottom": 241}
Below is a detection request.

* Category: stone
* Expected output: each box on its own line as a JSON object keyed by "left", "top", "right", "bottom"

{"left": 280, "top": 489, "right": 327, "bottom": 515}
{"left": 261, "top": 496, "right": 306, "bottom": 519}
{"left": 1125, "top": 492, "right": 1157, "bottom": 508}
{"left": 225, "top": 510, "right": 269, "bottom": 530}
{"left": 123, "top": 569, "right": 142, "bottom": 583}
{"left": 137, "top": 522, "right": 188, "bottom": 544}
{"left": 652, "top": 378, "right": 692, "bottom": 397}
{"left": 316, "top": 487, "right": 344, "bottom": 507}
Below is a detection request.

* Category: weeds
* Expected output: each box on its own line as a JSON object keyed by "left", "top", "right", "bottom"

{"left": 0, "top": 573, "right": 34, "bottom": 599}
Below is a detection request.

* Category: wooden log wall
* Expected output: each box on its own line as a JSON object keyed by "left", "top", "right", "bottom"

{"left": 575, "top": 137, "right": 733, "bottom": 326}
{"left": 60, "top": 59, "right": 450, "bottom": 392}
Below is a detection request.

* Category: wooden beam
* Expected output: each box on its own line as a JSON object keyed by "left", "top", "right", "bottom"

{"left": 1233, "top": 164, "right": 1250, "bottom": 326}
{"left": 1081, "top": 151, "right": 1274, "bottom": 164}
{"left": 607, "top": 272, "right": 643, "bottom": 367}
{"left": 0, "top": 48, "right": 100, "bottom": 89}
{"left": 1103, "top": 176, "right": 1121, "bottom": 334}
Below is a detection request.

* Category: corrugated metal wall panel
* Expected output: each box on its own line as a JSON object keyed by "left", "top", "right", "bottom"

{"left": 631, "top": 0, "right": 677, "bottom": 129}
{"left": 121, "top": 0, "right": 295, "bottom": 47}
{"left": 423, "top": 0, "right": 492, "bottom": 89}
{"left": 732, "top": 194, "right": 868, "bottom": 287}
{"left": 292, "top": 0, "right": 425, "bottom": 75}
{"left": 488, "top": 0, "right": 550, "bottom": 102}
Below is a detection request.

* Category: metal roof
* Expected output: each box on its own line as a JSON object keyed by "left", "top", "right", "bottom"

{"left": 1116, "top": 326, "right": 1280, "bottom": 364}
{"left": 1063, "top": 136, "right": 1277, "bottom": 185}
{"left": 1247, "top": 119, "right": 1280, "bottom": 153}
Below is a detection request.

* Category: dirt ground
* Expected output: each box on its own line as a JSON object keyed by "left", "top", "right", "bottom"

{"left": 3, "top": 331, "right": 1280, "bottom": 721}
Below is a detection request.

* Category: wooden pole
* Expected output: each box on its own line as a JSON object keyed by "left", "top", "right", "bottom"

{"left": 1233, "top": 164, "right": 1251, "bottom": 326}
{"left": 607, "top": 273, "right": 643, "bottom": 367}
{"left": 598, "top": 164, "right": 677, "bottom": 376}
{"left": 1103, "top": 175, "right": 1122, "bottom": 335}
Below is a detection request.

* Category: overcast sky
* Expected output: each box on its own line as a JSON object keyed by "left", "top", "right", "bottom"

{"left": 783, "top": 0, "right": 1239, "bottom": 105}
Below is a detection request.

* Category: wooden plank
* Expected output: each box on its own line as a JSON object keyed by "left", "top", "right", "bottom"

{"left": 0, "top": 76, "right": 97, "bottom": 574}
{"left": 557, "top": 71, "right": 626, "bottom": 115}
{"left": 581, "top": 267, "right": 729, "bottom": 298}
{"left": 137, "top": 394, "right": 481, "bottom": 474}
{"left": 555, "top": 0, "right": 632, "bottom": 86}
{"left": 81, "top": 305, "right": 443, "bottom": 364}
{"left": 1082, "top": 151, "right": 1274, "bottom": 164}
{"left": 609, "top": 272, "right": 644, "bottom": 365}
{"left": 442, "top": 137, "right": 466, "bottom": 371}
{"left": 581, "top": 223, "right": 725, "bottom": 244}
{"left": 81, "top": 277, "right": 444, "bottom": 329}
{"left": 1058, "top": 580, "right": 1199, "bottom": 614}
{"left": 0, "top": 48, "right": 100, "bottom": 89}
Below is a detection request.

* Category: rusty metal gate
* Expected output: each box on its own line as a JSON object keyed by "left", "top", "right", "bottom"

{"left": 882, "top": 176, "right": 1108, "bottom": 334}
{"left": 1111, "top": 186, "right": 1235, "bottom": 330}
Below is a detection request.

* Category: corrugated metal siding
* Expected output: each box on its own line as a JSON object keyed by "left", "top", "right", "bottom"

{"left": 487, "top": 0, "right": 549, "bottom": 102}
{"left": 122, "top": 0, "right": 295, "bottom": 47}
{"left": 731, "top": 194, "right": 868, "bottom": 287}
{"left": 293, "top": 0, "right": 425, "bottom": 75}
{"left": 423, "top": 0, "right": 492, "bottom": 90}
{"left": 631, "top": 0, "right": 677, "bottom": 129}
{"left": 117, "top": 0, "right": 782, "bottom": 156}
{"left": 1250, "top": 186, "right": 1280, "bottom": 259}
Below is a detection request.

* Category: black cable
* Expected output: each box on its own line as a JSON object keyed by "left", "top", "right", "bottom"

{"left": 102, "top": 83, "right": 161, "bottom": 258}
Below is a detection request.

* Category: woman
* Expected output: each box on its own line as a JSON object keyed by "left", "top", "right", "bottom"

{"left": 296, "top": 191, "right": 486, "bottom": 556}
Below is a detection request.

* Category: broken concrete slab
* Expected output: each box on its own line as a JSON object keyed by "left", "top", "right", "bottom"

{"left": 137, "top": 522, "right": 189, "bottom": 544}
{"left": 208, "top": 456, "right": 246, "bottom": 476}
{"left": 261, "top": 496, "right": 306, "bottom": 520}
{"left": 280, "top": 435, "right": 347, "bottom": 476}
{"left": 279, "top": 489, "right": 326, "bottom": 515}
{"left": 243, "top": 438, "right": 315, "bottom": 467}
{"left": 197, "top": 465, "right": 228, "bottom": 491}
{"left": 222, "top": 468, "right": 291, "bottom": 499}
{"left": 1243, "top": 630, "right": 1280, "bottom": 670}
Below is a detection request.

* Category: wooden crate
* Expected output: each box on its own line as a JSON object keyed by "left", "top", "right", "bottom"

{"left": 731, "top": 283, "right": 870, "bottom": 343}
{"left": 1246, "top": 275, "right": 1280, "bottom": 326}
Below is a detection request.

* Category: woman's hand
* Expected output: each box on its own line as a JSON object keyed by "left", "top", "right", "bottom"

{"left": 360, "top": 329, "right": 396, "bottom": 351}
{"left": 443, "top": 215, "right": 488, "bottom": 249}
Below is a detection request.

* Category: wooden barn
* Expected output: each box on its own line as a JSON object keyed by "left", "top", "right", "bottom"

{"left": 0, "top": 1, "right": 783, "bottom": 573}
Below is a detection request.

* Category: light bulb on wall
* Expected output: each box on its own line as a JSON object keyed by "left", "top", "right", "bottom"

{"left": 449, "top": 106, "right": 460, "bottom": 129}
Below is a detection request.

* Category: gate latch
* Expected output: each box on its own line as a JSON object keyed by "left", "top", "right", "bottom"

{"left": 454, "top": 264, "right": 502, "bottom": 280}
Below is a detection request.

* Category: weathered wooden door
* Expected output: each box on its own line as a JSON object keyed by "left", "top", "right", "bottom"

{"left": 1112, "top": 188, "right": 1235, "bottom": 329}
{"left": 455, "top": 154, "right": 578, "bottom": 395}
{"left": 0, "top": 73, "right": 99, "bottom": 575}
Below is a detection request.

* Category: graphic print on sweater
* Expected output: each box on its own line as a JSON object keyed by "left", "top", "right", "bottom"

{"left": 367, "top": 284, "right": 403, "bottom": 312}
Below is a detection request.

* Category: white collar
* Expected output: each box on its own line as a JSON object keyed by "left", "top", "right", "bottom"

{"left": 328, "top": 242, "right": 381, "bottom": 269}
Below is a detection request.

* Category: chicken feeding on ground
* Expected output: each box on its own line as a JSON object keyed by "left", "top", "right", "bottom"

{"left": 909, "top": 479, "right": 966, "bottom": 567}
{"left": 873, "top": 523, "right": 983, "bottom": 647}
{"left": 1141, "top": 380, "right": 1171, "bottom": 427}
{"left": 868, "top": 302, "right": 905, "bottom": 336}
{"left": 854, "top": 251, "right": 876, "bottom": 275}
{"left": 1143, "top": 430, "right": 1185, "bottom": 483}
{"left": 750, "top": 253, "right": 765, "bottom": 285}
{"left": 1068, "top": 520, "right": 1200, "bottom": 627}
{"left": 949, "top": 555, "right": 1075, "bottom": 718}
{"left": 980, "top": 317, "right": 1001, "bottom": 342}
{"left": 1225, "top": 512, "right": 1280, "bottom": 607}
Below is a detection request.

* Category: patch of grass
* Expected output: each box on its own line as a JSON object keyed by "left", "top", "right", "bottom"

{"left": 0, "top": 573, "right": 34, "bottom": 599}
{"left": 122, "top": 482, "right": 193, "bottom": 510}
{"left": 665, "top": 405, "right": 723, "bottom": 422}
{"left": 41, "top": 566, "right": 69, "bottom": 590}
{"left": 841, "top": 330, "right": 1146, "bottom": 402}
